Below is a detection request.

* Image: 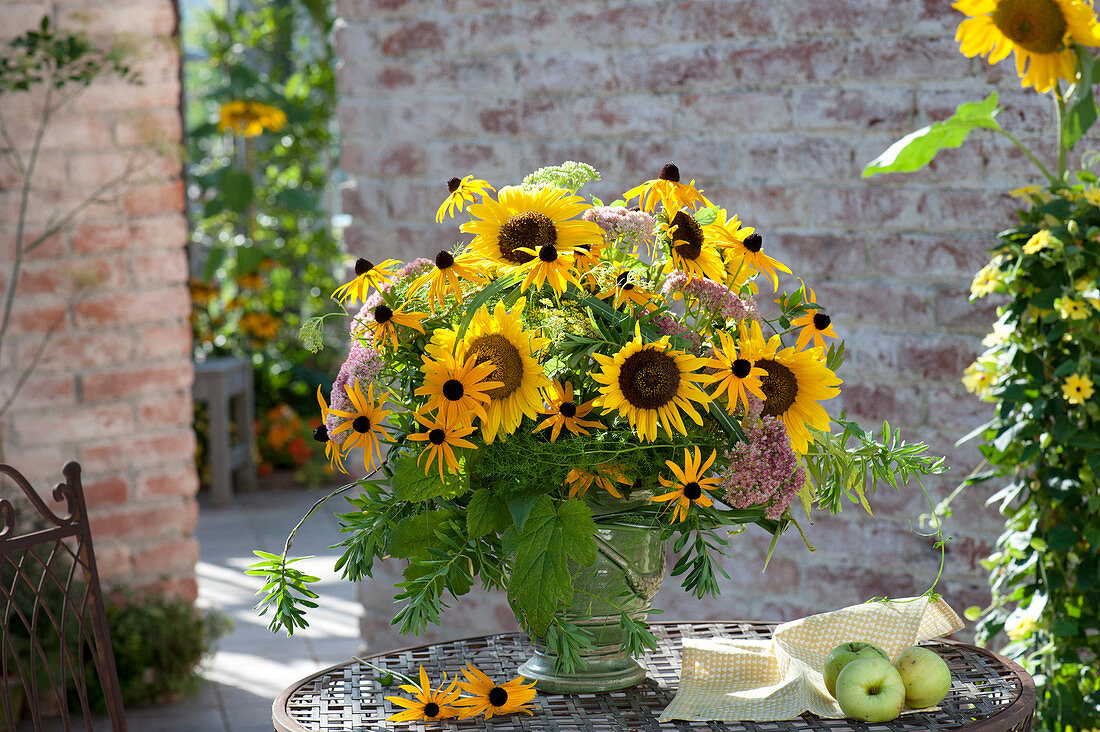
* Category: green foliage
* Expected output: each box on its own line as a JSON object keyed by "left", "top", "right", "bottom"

{"left": 247, "top": 551, "right": 320, "bottom": 635}
{"left": 0, "top": 16, "right": 138, "bottom": 94}
{"left": 390, "top": 451, "right": 469, "bottom": 502}
{"left": 862, "top": 93, "right": 1001, "bottom": 178}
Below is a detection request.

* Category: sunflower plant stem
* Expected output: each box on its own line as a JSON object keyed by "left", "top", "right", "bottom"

{"left": 1053, "top": 87, "right": 1068, "bottom": 182}
{"left": 280, "top": 467, "right": 383, "bottom": 558}
{"left": 995, "top": 127, "right": 1059, "bottom": 186}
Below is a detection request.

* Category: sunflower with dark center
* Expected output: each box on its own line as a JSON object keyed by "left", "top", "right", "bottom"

{"left": 751, "top": 340, "right": 842, "bottom": 454}
{"left": 462, "top": 185, "right": 603, "bottom": 273}
{"left": 326, "top": 378, "right": 392, "bottom": 473}
{"left": 357, "top": 302, "right": 427, "bottom": 350}
{"left": 591, "top": 328, "right": 713, "bottom": 442}
{"left": 622, "top": 162, "right": 710, "bottom": 214}
{"left": 315, "top": 385, "right": 346, "bottom": 473}
{"left": 407, "top": 410, "right": 477, "bottom": 475}
{"left": 452, "top": 665, "right": 537, "bottom": 719}
{"left": 384, "top": 665, "right": 461, "bottom": 723}
{"left": 707, "top": 327, "right": 767, "bottom": 415}
{"left": 597, "top": 270, "right": 658, "bottom": 313}
{"left": 406, "top": 249, "right": 488, "bottom": 310}
{"left": 955, "top": 0, "right": 1100, "bottom": 92}
{"left": 435, "top": 174, "right": 495, "bottom": 223}
{"left": 331, "top": 257, "right": 400, "bottom": 305}
{"left": 665, "top": 210, "right": 728, "bottom": 284}
{"left": 415, "top": 340, "right": 502, "bottom": 427}
{"left": 651, "top": 446, "right": 721, "bottom": 523}
{"left": 790, "top": 287, "right": 839, "bottom": 351}
{"left": 455, "top": 297, "right": 550, "bottom": 444}
{"left": 531, "top": 380, "right": 603, "bottom": 442}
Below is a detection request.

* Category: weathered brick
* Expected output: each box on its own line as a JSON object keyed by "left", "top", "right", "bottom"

{"left": 730, "top": 39, "right": 848, "bottom": 85}
{"left": 114, "top": 109, "right": 183, "bottom": 147}
{"left": 123, "top": 180, "right": 184, "bottom": 218}
{"left": 57, "top": 1, "right": 176, "bottom": 37}
{"left": 75, "top": 287, "right": 189, "bottom": 327}
{"left": 80, "top": 362, "right": 192, "bottom": 402}
{"left": 136, "top": 467, "right": 201, "bottom": 500}
{"left": 82, "top": 476, "right": 130, "bottom": 507}
{"left": 664, "top": 0, "right": 778, "bottom": 40}
{"left": 132, "top": 537, "right": 200, "bottom": 575}
{"left": 379, "top": 19, "right": 452, "bottom": 57}
{"left": 788, "top": 0, "right": 911, "bottom": 35}
{"left": 136, "top": 392, "right": 193, "bottom": 427}
{"left": 81, "top": 431, "right": 196, "bottom": 472}
{"left": 13, "top": 403, "right": 134, "bottom": 443}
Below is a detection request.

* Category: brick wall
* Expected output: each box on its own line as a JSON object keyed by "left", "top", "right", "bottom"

{"left": 0, "top": 0, "right": 197, "bottom": 599}
{"left": 334, "top": 0, "right": 1050, "bottom": 648}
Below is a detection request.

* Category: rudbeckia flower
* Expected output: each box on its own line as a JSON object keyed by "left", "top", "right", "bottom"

{"left": 452, "top": 665, "right": 537, "bottom": 719}
{"left": 327, "top": 379, "right": 392, "bottom": 473}
{"left": 531, "top": 381, "right": 603, "bottom": 441}
{"left": 332, "top": 258, "right": 401, "bottom": 305}
{"left": 355, "top": 302, "right": 427, "bottom": 350}
{"left": 406, "top": 249, "right": 488, "bottom": 310}
{"left": 622, "top": 162, "right": 709, "bottom": 214}
{"left": 436, "top": 175, "right": 495, "bottom": 223}
{"left": 406, "top": 410, "right": 477, "bottom": 475}
{"left": 384, "top": 665, "right": 461, "bottom": 722}
{"left": 651, "top": 446, "right": 721, "bottom": 523}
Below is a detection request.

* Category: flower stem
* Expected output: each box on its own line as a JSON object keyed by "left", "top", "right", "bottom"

{"left": 996, "top": 128, "right": 1058, "bottom": 185}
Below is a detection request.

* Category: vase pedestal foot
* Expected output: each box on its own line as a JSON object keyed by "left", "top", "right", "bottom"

{"left": 518, "top": 649, "right": 647, "bottom": 694}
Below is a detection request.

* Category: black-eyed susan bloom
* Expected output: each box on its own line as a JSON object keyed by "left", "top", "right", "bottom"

{"left": 591, "top": 326, "right": 712, "bottom": 442}
{"left": 407, "top": 249, "right": 488, "bottom": 310}
{"left": 452, "top": 665, "right": 537, "bottom": 720}
{"left": 332, "top": 258, "right": 401, "bottom": 305}
{"left": 356, "top": 302, "right": 427, "bottom": 350}
{"left": 954, "top": 0, "right": 1100, "bottom": 92}
{"left": 651, "top": 447, "right": 721, "bottom": 523}
{"left": 754, "top": 343, "right": 842, "bottom": 454}
{"left": 623, "top": 162, "right": 709, "bottom": 214}
{"left": 217, "top": 100, "right": 286, "bottom": 137}
{"left": 458, "top": 298, "right": 550, "bottom": 443}
{"left": 703, "top": 209, "right": 758, "bottom": 287}
{"left": 664, "top": 210, "right": 728, "bottom": 284}
{"left": 789, "top": 288, "right": 839, "bottom": 351}
{"left": 564, "top": 465, "right": 631, "bottom": 500}
{"left": 314, "top": 386, "right": 346, "bottom": 473}
{"left": 436, "top": 175, "right": 495, "bottom": 223}
{"left": 384, "top": 665, "right": 461, "bottom": 723}
{"left": 407, "top": 410, "right": 477, "bottom": 475}
{"left": 723, "top": 231, "right": 791, "bottom": 292}
{"left": 514, "top": 241, "right": 583, "bottom": 295}
{"left": 597, "top": 270, "right": 658, "bottom": 313}
{"left": 327, "top": 379, "right": 392, "bottom": 472}
{"left": 414, "top": 348, "right": 501, "bottom": 427}
{"left": 531, "top": 381, "right": 603, "bottom": 441}
{"left": 707, "top": 328, "right": 766, "bottom": 414}
{"left": 461, "top": 186, "right": 602, "bottom": 271}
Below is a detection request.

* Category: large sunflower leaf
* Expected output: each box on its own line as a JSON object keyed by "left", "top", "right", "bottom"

{"left": 508, "top": 496, "right": 573, "bottom": 636}
{"left": 1066, "top": 46, "right": 1098, "bottom": 151}
{"left": 862, "top": 93, "right": 1001, "bottom": 178}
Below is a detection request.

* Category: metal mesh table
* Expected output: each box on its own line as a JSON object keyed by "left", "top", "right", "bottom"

{"left": 272, "top": 621, "right": 1036, "bottom": 731}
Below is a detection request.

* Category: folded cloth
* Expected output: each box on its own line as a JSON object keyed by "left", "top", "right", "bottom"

{"left": 658, "top": 595, "right": 964, "bottom": 723}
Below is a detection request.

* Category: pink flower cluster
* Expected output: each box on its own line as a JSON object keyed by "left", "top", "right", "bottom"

{"left": 653, "top": 314, "right": 701, "bottom": 353}
{"left": 719, "top": 416, "right": 804, "bottom": 519}
{"left": 663, "top": 272, "right": 755, "bottom": 321}
{"left": 325, "top": 340, "right": 385, "bottom": 445}
{"left": 582, "top": 206, "right": 655, "bottom": 250}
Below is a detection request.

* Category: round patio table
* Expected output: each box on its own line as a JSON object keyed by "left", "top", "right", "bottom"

{"left": 272, "top": 621, "right": 1036, "bottom": 731}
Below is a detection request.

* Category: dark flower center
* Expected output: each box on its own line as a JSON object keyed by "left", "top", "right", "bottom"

{"left": 435, "top": 250, "right": 455, "bottom": 269}
{"left": 488, "top": 687, "right": 509, "bottom": 707}
{"left": 539, "top": 244, "right": 558, "bottom": 262}
{"left": 670, "top": 210, "right": 704, "bottom": 261}
{"left": 446, "top": 177, "right": 462, "bottom": 193}
{"left": 659, "top": 162, "right": 681, "bottom": 182}
{"left": 732, "top": 359, "right": 752, "bottom": 378}
{"left": 374, "top": 305, "right": 393, "bottom": 323}
{"left": 352, "top": 416, "right": 371, "bottom": 433}
{"left": 683, "top": 481, "right": 702, "bottom": 500}
{"left": 468, "top": 333, "right": 524, "bottom": 400}
{"left": 354, "top": 257, "right": 373, "bottom": 275}
{"left": 312, "top": 425, "right": 329, "bottom": 443}
{"left": 992, "top": 0, "right": 1067, "bottom": 54}
{"left": 428, "top": 428, "right": 446, "bottom": 445}
{"left": 442, "top": 379, "right": 465, "bottom": 401}
{"left": 497, "top": 211, "right": 555, "bottom": 264}
{"left": 743, "top": 233, "right": 762, "bottom": 253}
{"left": 559, "top": 401, "right": 577, "bottom": 418}
{"left": 424, "top": 702, "right": 441, "bottom": 718}
{"left": 616, "top": 272, "right": 635, "bottom": 290}
{"left": 618, "top": 348, "right": 681, "bottom": 410}
{"left": 757, "top": 359, "right": 799, "bottom": 418}
{"left": 812, "top": 312, "right": 832, "bottom": 331}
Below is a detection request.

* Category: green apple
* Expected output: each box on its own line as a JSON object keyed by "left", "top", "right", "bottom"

{"left": 822, "top": 642, "right": 890, "bottom": 698}
{"left": 834, "top": 656, "right": 906, "bottom": 722}
{"left": 894, "top": 646, "right": 952, "bottom": 709}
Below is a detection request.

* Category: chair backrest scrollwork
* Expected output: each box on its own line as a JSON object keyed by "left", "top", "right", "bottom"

{"left": 0, "top": 461, "right": 127, "bottom": 731}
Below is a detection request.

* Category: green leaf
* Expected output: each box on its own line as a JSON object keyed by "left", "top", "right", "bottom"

{"left": 1047, "top": 523, "right": 1078, "bottom": 552}
{"left": 220, "top": 167, "right": 254, "bottom": 212}
{"left": 390, "top": 452, "right": 469, "bottom": 502}
{"left": 694, "top": 206, "right": 719, "bottom": 225}
{"left": 388, "top": 509, "right": 456, "bottom": 559}
{"left": 466, "top": 488, "right": 511, "bottom": 538}
{"left": 558, "top": 499, "right": 598, "bottom": 566}
{"left": 505, "top": 493, "right": 544, "bottom": 534}
{"left": 1065, "top": 46, "right": 1098, "bottom": 151}
{"left": 862, "top": 93, "right": 1001, "bottom": 177}
{"left": 507, "top": 496, "right": 572, "bottom": 635}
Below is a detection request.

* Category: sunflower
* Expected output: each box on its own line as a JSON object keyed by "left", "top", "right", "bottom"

{"left": 406, "top": 410, "right": 477, "bottom": 475}
{"left": 452, "top": 665, "right": 537, "bottom": 720}
{"left": 436, "top": 175, "right": 495, "bottom": 223}
{"left": 384, "top": 665, "right": 461, "bottom": 723}
{"left": 622, "top": 162, "right": 709, "bottom": 214}
{"left": 721, "top": 231, "right": 791, "bottom": 292}
{"left": 591, "top": 325, "right": 713, "bottom": 442}
{"left": 707, "top": 328, "right": 766, "bottom": 414}
{"left": 596, "top": 270, "right": 659, "bottom": 313}
{"left": 457, "top": 297, "right": 550, "bottom": 443}
{"left": 314, "top": 386, "right": 346, "bottom": 473}
{"left": 663, "top": 210, "right": 728, "bottom": 283}
{"left": 514, "top": 241, "right": 583, "bottom": 295}
{"left": 954, "top": 0, "right": 1100, "bottom": 92}
{"left": 332, "top": 258, "right": 401, "bottom": 305}
{"left": 651, "top": 447, "right": 720, "bottom": 523}
{"left": 407, "top": 249, "right": 489, "bottom": 310}
{"left": 789, "top": 287, "right": 839, "bottom": 351}
{"left": 355, "top": 302, "right": 428, "bottom": 349}
{"left": 531, "top": 381, "right": 603, "bottom": 441}
{"left": 754, "top": 343, "right": 842, "bottom": 454}
{"left": 461, "top": 186, "right": 603, "bottom": 271}
{"left": 327, "top": 379, "right": 392, "bottom": 472}
{"left": 415, "top": 349, "right": 501, "bottom": 427}
{"left": 564, "top": 465, "right": 631, "bottom": 500}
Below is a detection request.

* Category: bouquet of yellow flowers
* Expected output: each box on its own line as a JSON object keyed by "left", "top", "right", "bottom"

{"left": 252, "top": 161, "right": 943, "bottom": 687}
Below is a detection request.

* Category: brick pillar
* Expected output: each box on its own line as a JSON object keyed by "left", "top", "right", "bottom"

{"left": 0, "top": 0, "right": 198, "bottom": 599}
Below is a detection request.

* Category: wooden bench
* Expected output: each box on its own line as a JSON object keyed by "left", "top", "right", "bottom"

{"left": 193, "top": 357, "right": 257, "bottom": 505}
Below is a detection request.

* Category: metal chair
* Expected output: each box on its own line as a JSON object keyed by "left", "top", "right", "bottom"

{"left": 0, "top": 462, "right": 126, "bottom": 731}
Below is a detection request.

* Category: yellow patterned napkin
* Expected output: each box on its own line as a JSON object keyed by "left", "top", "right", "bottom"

{"left": 658, "top": 596, "right": 964, "bottom": 722}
